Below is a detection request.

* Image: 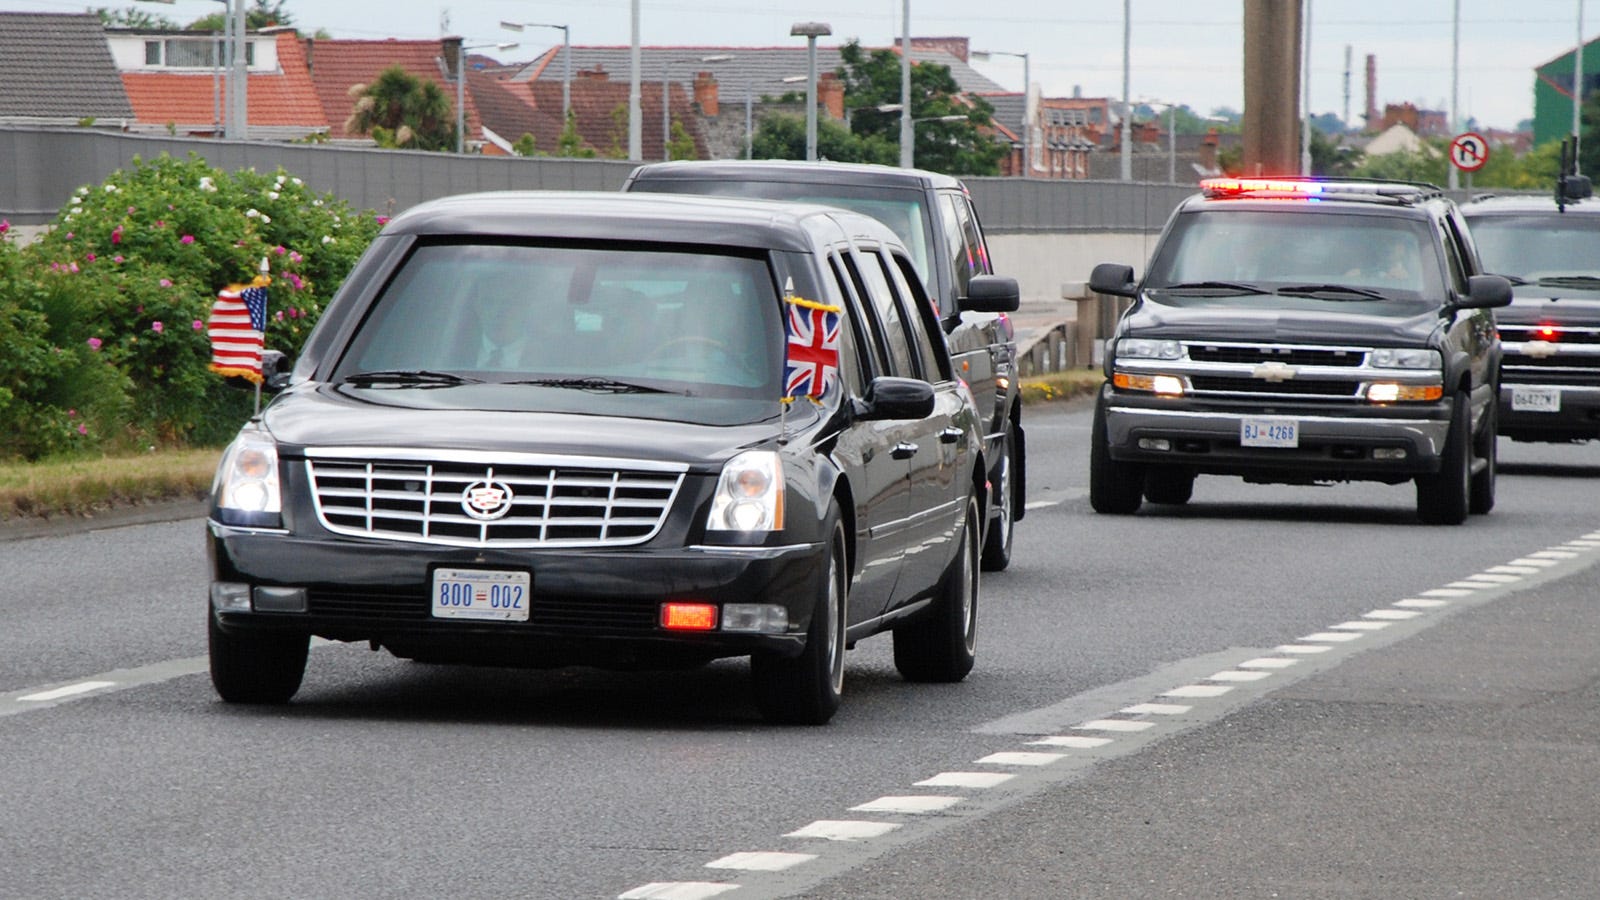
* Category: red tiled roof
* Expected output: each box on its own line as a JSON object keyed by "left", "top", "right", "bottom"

{"left": 303, "top": 38, "right": 479, "bottom": 141}
{"left": 121, "top": 33, "right": 326, "bottom": 133}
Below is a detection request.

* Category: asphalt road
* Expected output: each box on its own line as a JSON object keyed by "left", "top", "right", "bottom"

{"left": 2, "top": 399, "right": 1597, "bottom": 899}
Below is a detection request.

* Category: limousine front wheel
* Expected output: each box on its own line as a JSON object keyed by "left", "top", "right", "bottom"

{"left": 752, "top": 514, "right": 847, "bottom": 725}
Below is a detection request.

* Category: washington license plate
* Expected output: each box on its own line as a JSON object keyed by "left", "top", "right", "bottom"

{"left": 1511, "top": 386, "right": 1560, "bottom": 413}
{"left": 431, "top": 567, "right": 530, "bottom": 621}
{"left": 1240, "top": 417, "right": 1299, "bottom": 448}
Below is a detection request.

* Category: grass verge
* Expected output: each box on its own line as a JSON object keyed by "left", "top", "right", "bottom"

{"left": 0, "top": 371, "right": 1106, "bottom": 524}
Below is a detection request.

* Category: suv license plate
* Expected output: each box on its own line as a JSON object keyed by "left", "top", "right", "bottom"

{"left": 432, "top": 567, "right": 530, "bottom": 621}
{"left": 1241, "top": 417, "right": 1299, "bottom": 448}
{"left": 1511, "top": 386, "right": 1560, "bottom": 413}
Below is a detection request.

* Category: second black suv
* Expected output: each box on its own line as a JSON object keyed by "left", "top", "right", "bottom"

{"left": 1088, "top": 176, "right": 1512, "bottom": 524}
{"left": 623, "top": 160, "right": 1024, "bottom": 569}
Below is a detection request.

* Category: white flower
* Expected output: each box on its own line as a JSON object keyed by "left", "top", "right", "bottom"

{"left": 291, "top": 178, "right": 303, "bottom": 186}
{"left": 76, "top": 186, "right": 89, "bottom": 197}
{"left": 260, "top": 215, "right": 271, "bottom": 224}
{"left": 275, "top": 175, "right": 287, "bottom": 186}
{"left": 245, "top": 208, "right": 260, "bottom": 218}
{"left": 198, "top": 176, "right": 217, "bottom": 192}
{"left": 71, "top": 206, "right": 82, "bottom": 215}
{"left": 312, "top": 199, "right": 323, "bottom": 207}
{"left": 104, "top": 184, "right": 119, "bottom": 193}
{"left": 320, "top": 235, "right": 334, "bottom": 245}
{"left": 266, "top": 191, "right": 280, "bottom": 200}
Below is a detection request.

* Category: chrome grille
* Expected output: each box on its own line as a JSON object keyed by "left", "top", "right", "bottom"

{"left": 1188, "top": 376, "right": 1362, "bottom": 397}
{"left": 1187, "top": 344, "right": 1364, "bottom": 367}
{"left": 306, "top": 452, "right": 685, "bottom": 548}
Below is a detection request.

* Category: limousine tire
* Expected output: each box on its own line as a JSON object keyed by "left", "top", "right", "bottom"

{"left": 752, "top": 514, "right": 847, "bottom": 725}
{"left": 208, "top": 612, "right": 308, "bottom": 704}
{"left": 893, "top": 495, "right": 979, "bottom": 683}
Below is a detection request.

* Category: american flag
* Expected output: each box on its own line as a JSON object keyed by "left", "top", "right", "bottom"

{"left": 208, "top": 282, "right": 269, "bottom": 383}
{"left": 783, "top": 298, "right": 841, "bottom": 402}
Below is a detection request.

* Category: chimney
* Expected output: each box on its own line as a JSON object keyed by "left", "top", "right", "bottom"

{"left": 442, "top": 36, "right": 463, "bottom": 80}
{"left": 577, "top": 66, "right": 610, "bottom": 82}
{"left": 818, "top": 72, "right": 844, "bottom": 120}
{"left": 694, "top": 71, "right": 720, "bottom": 117}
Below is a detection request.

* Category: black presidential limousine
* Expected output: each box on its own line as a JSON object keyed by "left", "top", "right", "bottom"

{"left": 206, "top": 191, "right": 989, "bottom": 724}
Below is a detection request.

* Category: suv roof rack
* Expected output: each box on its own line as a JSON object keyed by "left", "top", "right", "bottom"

{"left": 1199, "top": 176, "right": 1444, "bottom": 205}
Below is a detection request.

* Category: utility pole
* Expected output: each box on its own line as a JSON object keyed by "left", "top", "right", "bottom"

{"left": 1241, "top": 0, "right": 1302, "bottom": 175}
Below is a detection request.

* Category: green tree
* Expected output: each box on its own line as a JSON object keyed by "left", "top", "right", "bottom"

{"left": 95, "top": 7, "right": 177, "bottom": 29}
{"left": 555, "top": 112, "right": 596, "bottom": 158}
{"left": 833, "top": 41, "right": 1005, "bottom": 175}
{"left": 1308, "top": 128, "right": 1359, "bottom": 177}
{"left": 185, "top": 0, "right": 292, "bottom": 31}
{"left": 751, "top": 114, "right": 896, "bottom": 166}
{"left": 512, "top": 133, "right": 539, "bottom": 157}
{"left": 666, "top": 120, "right": 698, "bottom": 161}
{"left": 344, "top": 66, "right": 456, "bottom": 152}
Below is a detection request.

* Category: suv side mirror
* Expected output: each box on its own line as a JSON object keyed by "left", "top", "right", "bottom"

{"left": 1457, "top": 274, "right": 1513, "bottom": 310}
{"left": 960, "top": 274, "right": 1020, "bottom": 313}
{"left": 1089, "top": 263, "right": 1139, "bottom": 298}
{"left": 854, "top": 376, "right": 935, "bottom": 421}
{"left": 1560, "top": 173, "right": 1593, "bottom": 202}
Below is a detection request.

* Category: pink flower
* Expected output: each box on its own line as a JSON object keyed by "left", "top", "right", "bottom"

{"left": 87, "top": 337, "right": 102, "bottom": 351}
{"left": 68, "top": 262, "right": 79, "bottom": 273}
{"left": 67, "top": 409, "right": 77, "bottom": 418}
{"left": 192, "top": 320, "right": 204, "bottom": 331}
{"left": 376, "top": 215, "right": 390, "bottom": 225}
{"left": 154, "top": 220, "right": 165, "bottom": 228}
{"left": 274, "top": 310, "right": 285, "bottom": 321}
{"left": 77, "top": 424, "right": 88, "bottom": 436}
{"left": 0, "top": 219, "right": 9, "bottom": 234}
{"left": 151, "top": 321, "right": 164, "bottom": 333}
{"left": 111, "top": 227, "right": 123, "bottom": 244}
{"left": 289, "top": 251, "right": 302, "bottom": 263}
{"left": 113, "top": 255, "right": 124, "bottom": 263}
{"left": 286, "top": 273, "right": 304, "bottom": 290}
{"left": 159, "top": 278, "right": 172, "bottom": 288}
{"left": 180, "top": 234, "right": 195, "bottom": 245}
{"left": 64, "top": 232, "right": 73, "bottom": 240}
{"left": 275, "top": 245, "right": 287, "bottom": 255}
{"left": 126, "top": 206, "right": 136, "bottom": 214}
{"left": 85, "top": 253, "right": 96, "bottom": 262}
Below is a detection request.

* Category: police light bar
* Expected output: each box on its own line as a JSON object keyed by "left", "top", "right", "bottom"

{"left": 1201, "top": 177, "right": 1325, "bottom": 197}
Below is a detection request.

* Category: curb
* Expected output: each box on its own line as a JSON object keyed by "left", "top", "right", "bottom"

{"left": 0, "top": 498, "right": 209, "bottom": 542}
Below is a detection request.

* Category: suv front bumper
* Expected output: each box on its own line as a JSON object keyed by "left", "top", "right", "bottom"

{"left": 1499, "top": 382, "right": 1600, "bottom": 440}
{"left": 1103, "top": 389, "right": 1453, "bottom": 482}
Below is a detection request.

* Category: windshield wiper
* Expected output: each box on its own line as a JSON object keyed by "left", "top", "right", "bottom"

{"left": 1500, "top": 274, "right": 1532, "bottom": 285}
{"left": 1276, "top": 283, "right": 1388, "bottom": 301}
{"left": 503, "top": 376, "right": 678, "bottom": 394}
{"left": 1535, "top": 274, "right": 1600, "bottom": 289}
{"left": 1151, "top": 280, "right": 1271, "bottom": 296}
{"left": 341, "top": 369, "right": 482, "bottom": 386}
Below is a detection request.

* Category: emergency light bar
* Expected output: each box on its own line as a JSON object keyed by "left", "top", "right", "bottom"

{"left": 1200, "top": 177, "right": 1440, "bottom": 204}
{"left": 1200, "top": 177, "right": 1324, "bottom": 197}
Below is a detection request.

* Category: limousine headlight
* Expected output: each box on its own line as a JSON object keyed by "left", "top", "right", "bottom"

{"left": 706, "top": 450, "right": 784, "bottom": 532}
{"left": 213, "top": 430, "right": 282, "bottom": 528}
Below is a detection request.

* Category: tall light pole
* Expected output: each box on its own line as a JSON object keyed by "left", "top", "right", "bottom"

{"left": 791, "top": 22, "right": 831, "bottom": 162}
{"left": 971, "top": 49, "right": 1030, "bottom": 177}
{"left": 661, "top": 54, "right": 733, "bottom": 161}
{"left": 500, "top": 20, "right": 569, "bottom": 123}
{"left": 629, "top": 0, "right": 641, "bottom": 161}
{"left": 1575, "top": 0, "right": 1585, "bottom": 169}
{"left": 899, "top": 0, "right": 912, "bottom": 168}
{"left": 454, "top": 41, "right": 519, "bottom": 153}
{"left": 1120, "top": 0, "right": 1132, "bottom": 180}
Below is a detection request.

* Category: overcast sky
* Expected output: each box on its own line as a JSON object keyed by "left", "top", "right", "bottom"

{"left": 7, "top": 0, "right": 1591, "bottom": 130}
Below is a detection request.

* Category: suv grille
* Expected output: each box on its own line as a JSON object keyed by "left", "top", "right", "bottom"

{"left": 306, "top": 454, "right": 685, "bottom": 548}
{"left": 1187, "top": 345, "right": 1364, "bottom": 367}
{"left": 1188, "top": 376, "right": 1362, "bottom": 397}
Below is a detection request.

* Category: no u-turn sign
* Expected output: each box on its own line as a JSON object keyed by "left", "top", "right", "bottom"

{"left": 1450, "top": 132, "right": 1489, "bottom": 172}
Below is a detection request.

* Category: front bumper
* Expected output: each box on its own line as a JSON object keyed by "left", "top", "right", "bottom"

{"left": 1103, "top": 388, "right": 1452, "bottom": 483}
{"left": 208, "top": 524, "right": 825, "bottom": 667}
{"left": 1498, "top": 383, "right": 1600, "bottom": 441}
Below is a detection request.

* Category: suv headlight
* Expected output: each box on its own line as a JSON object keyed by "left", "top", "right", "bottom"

{"left": 1115, "top": 338, "right": 1183, "bottom": 361}
{"left": 213, "top": 430, "right": 282, "bottom": 528}
{"left": 706, "top": 450, "right": 785, "bottom": 533}
{"left": 1370, "top": 348, "right": 1441, "bottom": 369}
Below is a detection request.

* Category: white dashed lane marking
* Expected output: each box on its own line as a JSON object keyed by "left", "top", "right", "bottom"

{"left": 849, "top": 796, "right": 962, "bottom": 814}
{"left": 915, "top": 772, "right": 1015, "bottom": 788}
{"left": 703, "top": 852, "right": 815, "bottom": 872}
{"left": 17, "top": 681, "right": 116, "bottom": 702}
{"left": 784, "top": 820, "right": 899, "bottom": 841}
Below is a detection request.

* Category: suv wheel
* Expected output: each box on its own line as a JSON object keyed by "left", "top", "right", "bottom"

{"left": 1144, "top": 468, "right": 1195, "bottom": 505}
{"left": 208, "top": 612, "right": 309, "bottom": 704}
{"left": 1469, "top": 396, "right": 1497, "bottom": 515}
{"left": 752, "top": 513, "right": 847, "bottom": 724}
{"left": 980, "top": 433, "right": 1015, "bottom": 571}
{"left": 1417, "top": 391, "right": 1471, "bottom": 525}
{"left": 1090, "top": 394, "right": 1144, "bottom": 514}
{"left": 894, "top": 495, "right": 979, "bottom": 682}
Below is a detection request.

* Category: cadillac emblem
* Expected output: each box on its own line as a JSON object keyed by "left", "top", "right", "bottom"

{"left": 462, "top": 480, "right": 515, "bottom": 520}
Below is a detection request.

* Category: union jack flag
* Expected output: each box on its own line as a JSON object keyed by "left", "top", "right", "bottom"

{"left": 208, "top": 282, "right": 269, "bottom": 383}
{"left": 783, "top": 298, "right": 841, "bottom": 402}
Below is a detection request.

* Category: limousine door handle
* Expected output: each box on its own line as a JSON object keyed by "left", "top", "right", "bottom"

{"left": 938, "top": 427, "right": 962, "bottom": 444}
{"left": 891, "top": 442, "right": 918, "bottom": 460}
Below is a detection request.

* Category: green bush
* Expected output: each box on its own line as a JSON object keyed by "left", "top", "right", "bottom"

{"left": 5, "top": 154, "right": 383, "bottom": 456}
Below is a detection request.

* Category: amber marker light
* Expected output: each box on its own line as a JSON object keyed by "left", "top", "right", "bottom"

{"left": 1367, "top": 383, "right": 1443, "bottom": 403}
{"left": 661, "top": 602, "right": 718, "bottom": 631}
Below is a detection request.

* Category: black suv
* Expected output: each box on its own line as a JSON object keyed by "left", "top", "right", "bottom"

{"left": 1461, "top": 170, "right": 1600, "bottom": 442}
{"left": 206, "top": 192, "right": 987, "bottom": 725}
{"left": 1088, "top": 176, "right": 1512, "bottom": 524}
{"left": 623, "top": 160, "right": 1025, "bottom": 570}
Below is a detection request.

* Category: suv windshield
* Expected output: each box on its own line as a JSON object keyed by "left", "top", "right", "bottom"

{"left": 630, "top": 179, "right": 933, "bottom": 286}
{"left": 332, "top": 243, "right": 781, "bottom": 400}
{"left": 1467, "top": 214, "right": 1600, "bottom": 283}
{"left": 1145, "top": 210, "right": 1444, "bottom": 312}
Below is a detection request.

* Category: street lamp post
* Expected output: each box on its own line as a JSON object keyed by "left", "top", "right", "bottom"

{"left": 500, "top": 21, "right": 569, "bottom": 123}
{"left": 661, "top": 54, "right": 733, "bottom": 162}
{"left": 971, "top": 49, "right": 1030, "bottom": 177}
{"left": 790, "top": 22, "right": 832, "bottom": 162}
{"left": 136, "top": 0, "right": 231, "bottom": 135}
{"left": 1120, "top": 0, "right": 1132, "bottom": 180}
{"left": 454, "top": 41, "right": 519, "bottom": 153}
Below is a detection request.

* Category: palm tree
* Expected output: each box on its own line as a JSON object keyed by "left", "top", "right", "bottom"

{"left": 344, "top": 66, "right": 455, "bottom": 152}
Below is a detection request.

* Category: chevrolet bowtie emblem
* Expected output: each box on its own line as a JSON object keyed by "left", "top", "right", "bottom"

{"left": 1523, "top": 340, "right": 1559, "bottom": 359}
{"left": 1251, "top": 361, "right": 1298, "bottom": 382}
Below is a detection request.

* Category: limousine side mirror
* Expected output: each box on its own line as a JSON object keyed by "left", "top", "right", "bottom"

{"left": 854, "top": 376, "right": 935, "bottom": 421}
{"left": 960, "top": 274, "right": 1020, "bottom": 313}
{"left": 1089, "top": 263, "right": 1139, "bottom": 298}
